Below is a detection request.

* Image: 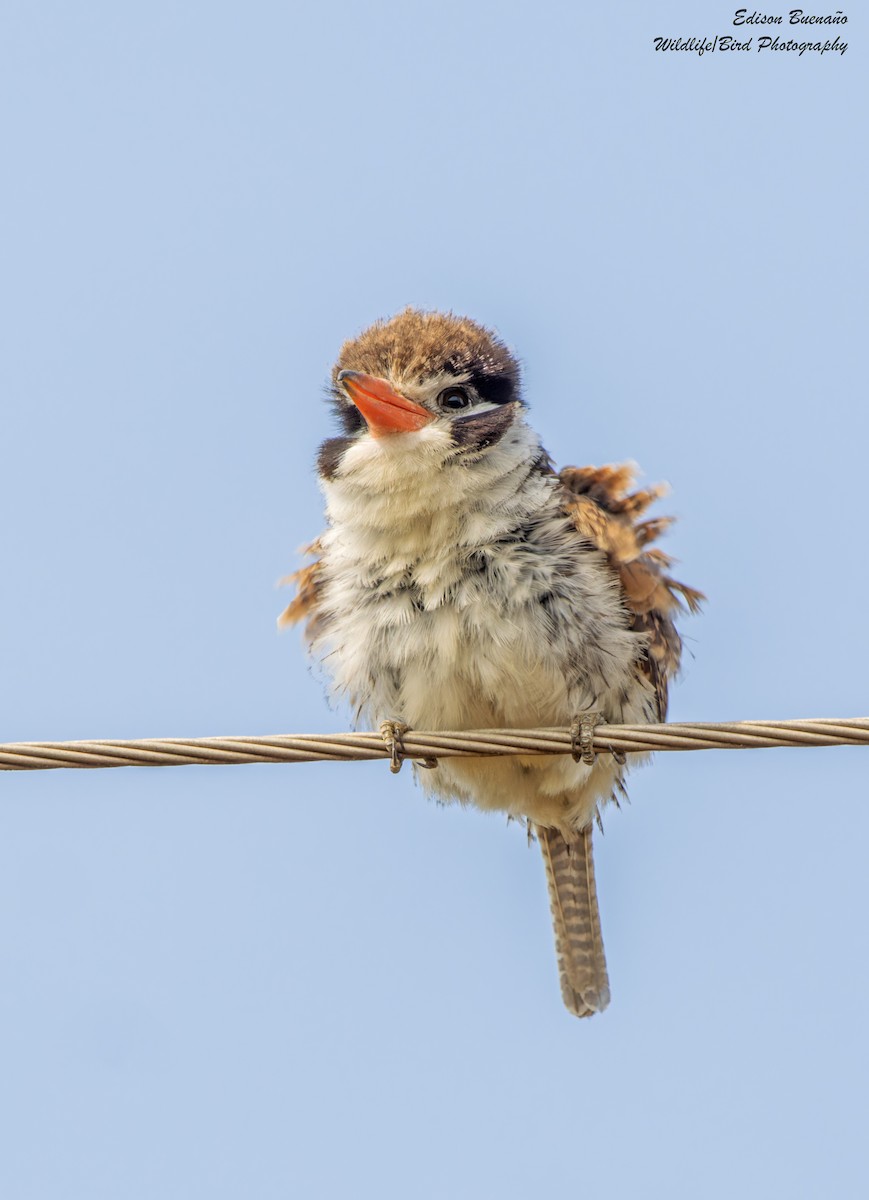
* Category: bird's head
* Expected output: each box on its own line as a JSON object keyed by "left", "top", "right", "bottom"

{"left": 318, "top": 308, "right": 529, "bottom": 482}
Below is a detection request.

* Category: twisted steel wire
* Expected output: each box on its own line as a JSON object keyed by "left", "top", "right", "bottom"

{"left": 1, "top": 717, "right": 868, "bottom": 772}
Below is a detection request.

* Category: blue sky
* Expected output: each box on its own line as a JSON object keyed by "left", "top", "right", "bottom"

{"left": 1, "top": 2, "right": 866, "bottom": 1196}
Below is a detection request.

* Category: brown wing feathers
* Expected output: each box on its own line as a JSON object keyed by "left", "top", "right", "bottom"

{"left": 278, "top": 540, "right": 325, "bottom": 639}
{"left": 559, "top": 464, "right": 704, "bottom": 720}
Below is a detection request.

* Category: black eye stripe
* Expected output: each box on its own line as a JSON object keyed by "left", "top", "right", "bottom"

{"left": 468, "top": 372, "right": 514, "bottom": 406}
{"left": 450, "top": 403, "right": 516, "bottom": 451}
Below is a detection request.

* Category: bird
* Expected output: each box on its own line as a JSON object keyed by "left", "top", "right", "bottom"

{"left": 281, "top": 307, "right": 702, "bottom": 1018}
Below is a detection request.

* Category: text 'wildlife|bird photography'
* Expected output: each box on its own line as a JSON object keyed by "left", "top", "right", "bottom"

{"left": 653, "top": 9, "right": 849, "bottom": 56}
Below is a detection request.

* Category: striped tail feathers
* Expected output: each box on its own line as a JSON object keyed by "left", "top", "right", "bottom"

{"left": 537, "top": 824, "right": 611, "bottom": 1018}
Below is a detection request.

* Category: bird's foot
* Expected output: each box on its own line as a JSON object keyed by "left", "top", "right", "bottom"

{"left": 569, "top": 711, "right": 601, "bottom": 765}
{"left": 378, "top": 719, "right": 439, "bottom": 773}
{"left": 379, "top": 719, "right": 409, "bottom": 774}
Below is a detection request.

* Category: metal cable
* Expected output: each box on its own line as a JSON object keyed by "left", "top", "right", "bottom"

{"left": 2, "top": 717, "right": 868, "bottom": 772}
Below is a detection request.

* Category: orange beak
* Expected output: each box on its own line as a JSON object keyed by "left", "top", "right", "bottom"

{"left": 338, "top": 370, "right": 433, "bottom": 437}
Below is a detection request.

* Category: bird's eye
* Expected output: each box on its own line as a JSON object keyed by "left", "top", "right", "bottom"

{"left": 437, "top": 386, "right": 471, "bottom": 411}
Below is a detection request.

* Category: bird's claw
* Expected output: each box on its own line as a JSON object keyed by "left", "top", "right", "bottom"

{"left": 379, "top": 719, "right": 409, "bottom": 773}
{"left": 570, "top": 712, "right": 601, "bottom": 765}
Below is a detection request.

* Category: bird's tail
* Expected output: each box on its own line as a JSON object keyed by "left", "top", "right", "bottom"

{"left": 536, "top": 823, "right": 611, "bottom": 1018}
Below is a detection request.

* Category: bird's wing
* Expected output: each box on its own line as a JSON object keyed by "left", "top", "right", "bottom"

{"left": 558, "top": 463, "right": 704, "bottom": 720}
{"left": 278, "top": 538, "right": 327, "bottom": 640}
